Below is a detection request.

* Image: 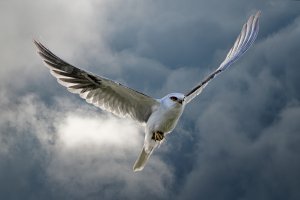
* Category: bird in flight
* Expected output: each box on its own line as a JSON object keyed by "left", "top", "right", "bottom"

{"left": 34, "top": 11, "right": 260, "bottom": 172}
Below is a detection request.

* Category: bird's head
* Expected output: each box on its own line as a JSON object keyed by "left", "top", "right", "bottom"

{"left": 162, "top": 93, "right": 185, "bottom": 107}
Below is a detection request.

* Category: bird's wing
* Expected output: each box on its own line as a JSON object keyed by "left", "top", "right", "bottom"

{"left": 184, "top": 11, "right": 260, "bottom": 104}
{"left": 34, "top": 41, "right": 159, "bottom": 123}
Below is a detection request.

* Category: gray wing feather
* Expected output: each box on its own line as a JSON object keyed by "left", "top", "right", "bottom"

{"left": 184, "top": 11, "right": 260, "bottom": 104}
{"left": 34, "top": 41, "right": 159, "bottom": 123}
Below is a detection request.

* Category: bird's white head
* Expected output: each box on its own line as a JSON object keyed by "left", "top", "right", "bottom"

{"left": 161, "top": 93, "right": 185, "bottom": 108}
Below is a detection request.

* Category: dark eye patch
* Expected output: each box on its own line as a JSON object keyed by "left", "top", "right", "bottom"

{"left": 170, "top": 96, "right": 178, "bottom": 101}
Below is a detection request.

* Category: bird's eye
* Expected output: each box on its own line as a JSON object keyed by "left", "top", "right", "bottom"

{"left": 170, "top": 96, "right": 178, "bottom": 101}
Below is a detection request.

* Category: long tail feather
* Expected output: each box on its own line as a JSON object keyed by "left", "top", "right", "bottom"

{"left": 133, "top": 146, "right": 153, "bottom": 172}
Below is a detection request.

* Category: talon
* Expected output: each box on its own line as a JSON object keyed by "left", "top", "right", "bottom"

{"left": 151, "top": 131, "right": 164, "bottom": 141}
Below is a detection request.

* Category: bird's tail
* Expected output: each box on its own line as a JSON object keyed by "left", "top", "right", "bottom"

{"left": 133, "top": 146, "right": 154, "bottom": 172}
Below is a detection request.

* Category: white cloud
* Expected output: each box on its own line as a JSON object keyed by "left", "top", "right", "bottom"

{"left": 58, "top": 114, "right": 142, "bottom": 150}
{"left": 46, "top": 111, "right": 173, "bottom": 199}
{"left": 0, "top": 90, "right": 173, "bottom": 198}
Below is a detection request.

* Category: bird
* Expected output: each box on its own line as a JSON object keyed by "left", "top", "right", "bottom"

{"left": 34, "top": 11, "right": 260, "bottom": 172}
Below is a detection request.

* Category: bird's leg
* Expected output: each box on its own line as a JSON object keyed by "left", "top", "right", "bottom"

{"left": 151, "top": 131, "right": 164, "bottom": 141}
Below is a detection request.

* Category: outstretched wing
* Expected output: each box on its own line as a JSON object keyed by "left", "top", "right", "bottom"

{"left": 184, "top": 11, "right": 260, "bottom": 104}
{"left": 34, "top": 41, "right": 159, "bottom": 123}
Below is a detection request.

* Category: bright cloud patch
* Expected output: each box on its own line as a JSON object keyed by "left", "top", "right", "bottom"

{"left": 47, "top": 112, "right": 173, "bottom": 199}
{"left": 58, "top": 114, "right": 142, "bottom": 149}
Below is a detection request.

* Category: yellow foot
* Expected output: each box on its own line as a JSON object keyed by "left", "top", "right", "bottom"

{"left": 151, "top": 131, "right": 164, "bottom": 141}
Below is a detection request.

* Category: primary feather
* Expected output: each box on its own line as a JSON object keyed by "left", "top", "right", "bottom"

{"left": 184, "top": 11, "right": 260, "bottom": 104}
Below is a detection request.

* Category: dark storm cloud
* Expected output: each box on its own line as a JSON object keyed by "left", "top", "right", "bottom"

{"left": 171, "top": 5, "right": 300, "bottom": 200}
{"left": 1, "top": 0, "right": 300, "bottom": 200}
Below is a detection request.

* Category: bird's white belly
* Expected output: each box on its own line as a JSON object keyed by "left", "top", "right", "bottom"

{"left": 147, "top": 106, "right": 183, "bottom": 134}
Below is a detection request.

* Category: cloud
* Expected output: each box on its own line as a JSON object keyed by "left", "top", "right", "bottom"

{"left": 175, "top": 102, "right": 300, "bottom": 200}
{"left": 0, "top": 90, "right": 173, "bottom": 199}
{"left": 172, "top": 10, "right": 300, "bottom": 200}
{"left": 47, "top": 112, "right": 172, "bottom": 199}
{"left": 1, "top": 0, "right": 300, "bottom": 199}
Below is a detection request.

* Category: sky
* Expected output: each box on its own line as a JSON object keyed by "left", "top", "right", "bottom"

{"left": 0, "top": 0, "right": 300, "bottom": 199}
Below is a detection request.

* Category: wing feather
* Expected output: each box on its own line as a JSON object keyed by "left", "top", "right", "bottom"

{"left": 184, "top": 11, "right": 260, "bottom": 104}
{"left": 34, "top": 40, "right": 159, "bottom": 123}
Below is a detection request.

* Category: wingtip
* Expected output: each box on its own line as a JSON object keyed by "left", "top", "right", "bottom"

{"left": 33, "top": 39, "right": 40, "bottom": 47}
{"left": 255, "top": 10, "right": 261, "bottom": 19}
{"left": 33, "top": 39, "right": 49, "bottom": 53}
{"left": 33, "top": 39, "right": 43, "bottom": 53}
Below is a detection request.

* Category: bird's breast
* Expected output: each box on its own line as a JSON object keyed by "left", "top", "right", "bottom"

{"left": 147, "top": 105, "right": 183, "bottom": 133}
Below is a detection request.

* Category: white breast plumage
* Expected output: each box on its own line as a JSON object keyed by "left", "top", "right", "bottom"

{"left": 147, "top": 103, "right": 184, "bottom": 133}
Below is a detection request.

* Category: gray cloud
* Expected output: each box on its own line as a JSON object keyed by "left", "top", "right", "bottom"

{"left": 1, "top": 0, "right": 300, "bottom": 199}
{"left": 0, "top": 91, "right": 172, "bottom": 199}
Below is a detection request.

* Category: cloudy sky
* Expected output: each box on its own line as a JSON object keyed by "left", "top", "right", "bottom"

{"left": 1, "top": 0, "right": 300, "bottom": 199}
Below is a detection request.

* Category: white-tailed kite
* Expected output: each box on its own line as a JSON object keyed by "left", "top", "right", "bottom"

{"left": 34, "top": 11, "right": 260, "bottom": 172}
